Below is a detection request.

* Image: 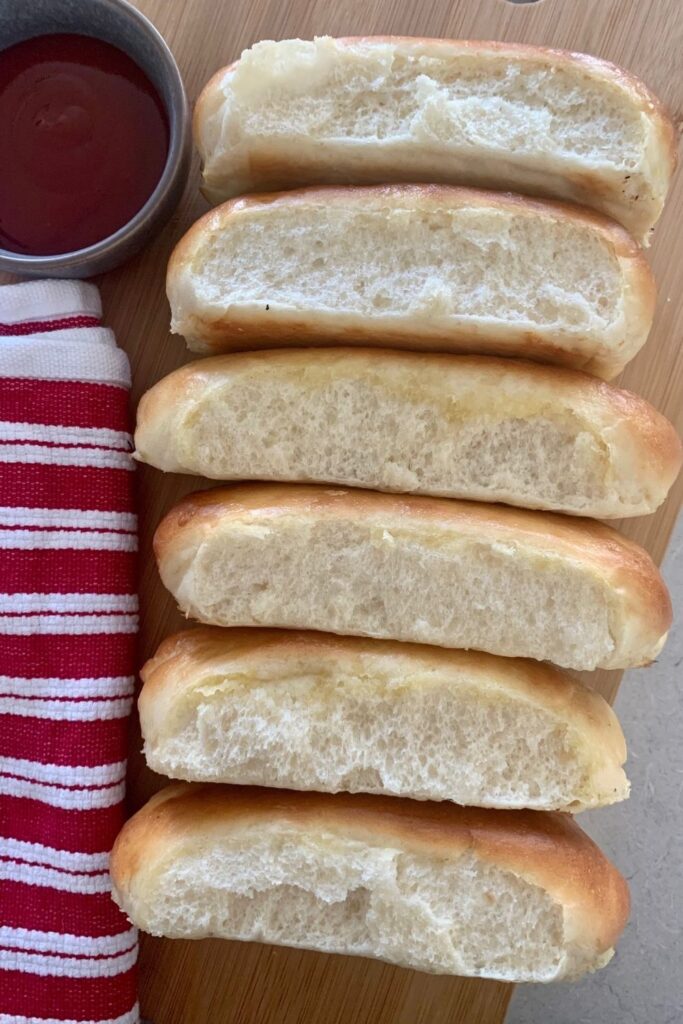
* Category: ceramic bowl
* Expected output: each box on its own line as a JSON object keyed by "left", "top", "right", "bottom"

{"left": 0, "top": 0, "right": 191, "bottom": 277}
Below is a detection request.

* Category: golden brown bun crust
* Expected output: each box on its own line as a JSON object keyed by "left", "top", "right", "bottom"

{"left": 166, "top": 185, "right": 655, "bottom": 377}
{"left": 591, "top": 373, "right": 683, "bottom": 485}
{"left": 139, "top": 625, "right": 624, "bottom": 766}
{"left": 135, "top": 348, "right": 682, "bottom": 506}
{"left": 154, "top": 484, "right": 671, "bottom": 671}
{"left": 154, "top": 482, "right": 671, "bottom": 643}
{"left": 111, "top": 782, "right": 630, "bottom": 956}
{"left": 194, "top": 39, "right": 675, "bottom": 246}
{"left": 139, "top": 626, "right": 628, "bottom": 809}
{"left": 140, "top": 625, "right": 583, "bottom": 697}
{"left": 171, "top": 183, "right": 652, "bottom": 261}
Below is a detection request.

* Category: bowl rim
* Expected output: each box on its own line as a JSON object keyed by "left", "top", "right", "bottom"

{"left": 0, "top": 0, "right": 190, "bottom": 274}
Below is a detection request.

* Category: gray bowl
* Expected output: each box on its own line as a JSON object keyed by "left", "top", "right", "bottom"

{"left": 0, "top": 0, "right": 191, "bottom": 278}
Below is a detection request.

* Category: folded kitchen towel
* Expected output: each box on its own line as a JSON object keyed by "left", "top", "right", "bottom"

{"left": 0, "top": 281, "right": 139, "bottom": 1024}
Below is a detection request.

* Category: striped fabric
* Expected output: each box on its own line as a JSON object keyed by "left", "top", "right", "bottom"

{"left": 0, "top": 282, "right": 139, "bottom": 1024}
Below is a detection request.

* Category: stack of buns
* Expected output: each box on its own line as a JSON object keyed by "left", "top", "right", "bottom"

{"left": 112, "top": 37, "right": 680, "bottom": 985}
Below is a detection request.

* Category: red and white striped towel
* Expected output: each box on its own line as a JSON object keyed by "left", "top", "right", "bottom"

{"left": 0, "top": 281, "right": 139, "bottom": 1024}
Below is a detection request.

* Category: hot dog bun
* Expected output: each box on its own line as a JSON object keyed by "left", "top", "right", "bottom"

{"left": 195, "top": 37, "right": 675, "bottom": 242}
{"left": 153, "top": 484, "right": 671, "bottom": 671}
{"left": 111, "top": 782, "right": 630, "bottom": 981}
{"left": 135, "top": 349, "right": 680, "bottom": 517}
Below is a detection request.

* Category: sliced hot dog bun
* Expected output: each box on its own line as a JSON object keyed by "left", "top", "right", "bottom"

{"left": 194, "top": 36, "right": 675, "bottom": 243}
{"left": 134, "top": 349, "right": 681, "bottom": 518}
{"left": 139, "top": 627, "right": 629, "bottom": 812}
{"left": 167, "top": 185, "right": 655, "bottom": 379}
{"left": 153, "top": 484, "right": 671, "bottom": 671}
{"left": 111, "top": 783, "right": 630, "bottom": 981}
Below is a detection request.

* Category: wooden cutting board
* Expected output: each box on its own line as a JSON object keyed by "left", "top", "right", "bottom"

{"left": 98, "top": 0, "right": 682, "bottom": 1020}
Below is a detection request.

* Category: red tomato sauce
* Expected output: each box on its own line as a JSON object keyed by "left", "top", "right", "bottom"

{"left": 0, "top": 33, "right": 169, "bottom": 256}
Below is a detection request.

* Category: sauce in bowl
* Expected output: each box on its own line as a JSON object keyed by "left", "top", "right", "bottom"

{"left": 0, "top": 33, "right": 169, "bottom": 256}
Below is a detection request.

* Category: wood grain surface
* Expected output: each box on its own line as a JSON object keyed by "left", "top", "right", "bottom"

{"left": 82, "top": 0, "right": 683, "bottom": 1020}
